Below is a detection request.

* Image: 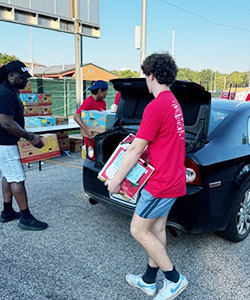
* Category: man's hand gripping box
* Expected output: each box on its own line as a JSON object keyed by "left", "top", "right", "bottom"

{"left": 18, "top": 134, "right": 61, "bottom": 164}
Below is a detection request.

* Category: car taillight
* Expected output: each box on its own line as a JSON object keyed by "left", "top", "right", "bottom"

{"left": 86, "top": 139, "right": 96, "bottom": 160}
{"left": 185, "top": 157, "right": 201, "bottom": 185}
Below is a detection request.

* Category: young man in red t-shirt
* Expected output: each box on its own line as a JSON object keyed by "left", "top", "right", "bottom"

{"left": 74, "top": 80, "right": 108, "bottom": 146}
{"left": 105, "top": 53, "right": 188, "bottom": 300}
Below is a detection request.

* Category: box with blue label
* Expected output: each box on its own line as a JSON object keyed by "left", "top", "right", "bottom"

{"left": 81, "top": 110, "right": 115, "bottom": 134}
{"left": 25, "top": 116, "right": 56, "bottom": 128}
{"left": 20, "top": 93, "right": 38, "bottom": 105}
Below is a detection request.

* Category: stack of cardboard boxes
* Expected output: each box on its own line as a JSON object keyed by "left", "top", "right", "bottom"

{"left": 20, "top": 83, "right": 55, "bottom": 128}
{"left": 20, "top": 84, "right": 70, "bottom": 152}
{"left": 54, "top": 116, "right": 71, "bottom": 152}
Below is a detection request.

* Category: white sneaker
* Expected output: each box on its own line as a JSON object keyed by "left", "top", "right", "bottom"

{"left": 153, "top": 274, "right": 188, "bottom": 300}
{"left": 126, "top": 274, "right": 157, "bottom": 296}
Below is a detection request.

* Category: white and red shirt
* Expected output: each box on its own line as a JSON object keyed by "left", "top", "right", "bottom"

{"left": 136, "top": 90, "right": 186, "bottom": 198}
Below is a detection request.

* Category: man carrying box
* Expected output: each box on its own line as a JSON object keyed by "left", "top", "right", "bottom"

{"left": 105, "top": 53, "right": 188, "bottom": 300}
{"left": 0, "top": 61, "right": 48, "bottom": 231}
{"left": 74, "top": 80, "right": 108, "bottom": 149}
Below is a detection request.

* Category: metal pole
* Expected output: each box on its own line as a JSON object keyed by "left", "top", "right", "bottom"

{"left": 249, "top": 64, "right": 250, "bottom": 87}
{"left": 214, "top": 72, "right": 217, "bottom": 92}
{"left": 80, "top": 35, "right": 83, "bottom": 101}
{"left": 172, "top": 29, "right": 175, "bottom": 58}
{"left": 30, "top": 27, "right": 34, "bottom": 76}
{"left": 73, "top": 0, "right": 83, "bottom": 107}
{"left": 140, "top": 0, "right": 147, "bottom": 77}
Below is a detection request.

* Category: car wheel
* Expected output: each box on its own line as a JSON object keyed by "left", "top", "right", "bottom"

{"left": 217, "top": 180, "right": 250, "bottom": 242}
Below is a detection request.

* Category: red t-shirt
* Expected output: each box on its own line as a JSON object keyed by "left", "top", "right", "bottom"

{"left": 114, "top": 92, "right": 121, "bottom": 105}
{"left": 76, "top": 95, "right": 106, "bottom": 145}
{"left": 136, "top": 91, "right": 186, "bottom": 198}
{"left": 76, "top": 95, "right": 106, "bottom": 114}
{"left": 246, "top": 94, "right": 250, "bottom": 101}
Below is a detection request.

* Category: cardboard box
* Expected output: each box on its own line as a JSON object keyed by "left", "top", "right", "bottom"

{"left": 80, "top": 129, "right": 99, "bottom": 138}
{"left": 70, "top": 138, "right": 82, "bottom": 152}
{"left": 19, "top": 82, "right": 32, "bottom": 94}
{"left": 37, "top": 94, "right": 52, "bottom": 104}
{"left": 58, "top": 138, "right": 70, "bottom": 151}
{"left": 81, "top": 110, "right": 115, "bottom": 133}
{"left": 98, "top": 135, "right": 154, "bottom": 202}
{"left": 54, "top": 116, "right": 69, "bottom": 125}
{"left": 25, "top": 116, "right": 56, "bottom": 128}
{"left": 23, "top": 105, "right": 38, "bottom": 116}
{"left": 20, "top": 93, "right": 38, "bottom": 105}
{"left": 18, "top": 134, "right": 61, "bottom": 164}
{"left": 56, "top": 131, "right": 69, "bottom": 140}
{"left": 37, "top": 105, "right": 52, "bottom": 115}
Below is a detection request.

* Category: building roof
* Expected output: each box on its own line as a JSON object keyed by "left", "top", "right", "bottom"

{"left": 33, "top": 63, "right": 118, "bottom": 81}
{"left": 34, "top": 64, "right": 75, "bottom": 76}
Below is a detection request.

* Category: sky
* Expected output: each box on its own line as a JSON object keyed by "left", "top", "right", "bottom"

{"left": 0, "top": 0, "right": 249, "bottom": 74}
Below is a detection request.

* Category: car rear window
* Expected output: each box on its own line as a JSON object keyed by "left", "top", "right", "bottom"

{"left": 208, "top": 108, "right": 229, "bottom": 135}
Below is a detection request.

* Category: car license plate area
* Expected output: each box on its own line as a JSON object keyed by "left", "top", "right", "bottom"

{"left": 109, "top": 192, "right": 139, "bottom": 205}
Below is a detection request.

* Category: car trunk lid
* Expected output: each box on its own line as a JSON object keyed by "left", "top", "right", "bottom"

{"left": 93, "top": 78, "right": 211, "bottom": 166}
{"left": 111, "top": 78, "right": 211, "bottom": 152}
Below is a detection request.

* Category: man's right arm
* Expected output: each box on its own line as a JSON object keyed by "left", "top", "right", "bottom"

{"left": 74, "top": 113, "right": 94, "bottom": 138}
{"left": 0, "top": 114, "right": 44, "bottom": 148}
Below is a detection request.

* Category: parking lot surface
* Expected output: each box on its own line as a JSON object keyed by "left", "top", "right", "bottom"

{"left": 0, "top": 153, "right": 249, "bottom": 300}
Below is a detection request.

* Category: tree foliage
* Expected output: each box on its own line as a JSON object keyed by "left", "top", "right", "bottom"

{"left": 111, "top": 69, "right": 140, "bottom": 78}
{"left": 176, "top": 69, "right": 249, "bottom": 91}
{"left": 0, "top": 53, "right": 19, "bottom": 67}
{"left": 111, "top": 67, "right": 249, "bottom": 91}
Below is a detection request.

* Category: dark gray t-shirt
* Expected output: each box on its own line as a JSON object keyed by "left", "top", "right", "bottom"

{"left": 0, "top": 81, "right": 24, "bottom": 145}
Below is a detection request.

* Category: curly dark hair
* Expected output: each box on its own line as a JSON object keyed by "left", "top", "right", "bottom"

{"left": 141, "top": 52, "right": 178, "bottom": 86}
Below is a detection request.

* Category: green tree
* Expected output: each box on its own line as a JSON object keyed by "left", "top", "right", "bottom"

{"left": 198, "top": 69, "right": 214, "bottom": 91}
{"left": 111, "top": 70, "right": 140, "bottom": 78}
{"left": 216, "top": 73, "right": 226, "bottom": 90}
{"left": 111, "top": 67, "right": 249, "bottom": 90}
{"left": 0, "top": 53, "right": 19, "bottom": 66}
{"left": 227, "top": 71, "right": 244, "bottom": 87}
{"left": 242, "top": 72, "right": 250, "bottom": 87}
{"left": 177, "top": 68, "right": 199, "bottom": 82}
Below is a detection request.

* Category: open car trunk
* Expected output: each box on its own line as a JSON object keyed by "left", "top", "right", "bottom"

{"left": 94, "top": 78, "right": 211, "bottom": 166}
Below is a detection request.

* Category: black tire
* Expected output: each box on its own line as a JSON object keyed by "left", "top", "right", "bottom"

{"left": 217, "top": 180, "right": 250, "bottom": 242}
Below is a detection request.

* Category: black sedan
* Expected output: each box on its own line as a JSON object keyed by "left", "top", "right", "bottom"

{"left": 83, "top": 78, "right": 250, "bottom": 242}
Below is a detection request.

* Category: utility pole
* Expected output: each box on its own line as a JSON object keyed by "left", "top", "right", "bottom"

{"left": 214, "top": 71, "right": 217, "bottom": 92}
{"left": 140, "top": 0, "right": 147, "bottom": 77}
{"left": 29, "top": 27, "right": 34, "bottom": 76}
{"left": 172, "top": 29, "right": 175, "bottom": 58}
{"left": 249, "top": 64, "right": 250, "bottom": 87}
{"left": 73, "top": 0, "right": 83, "bottom": 107}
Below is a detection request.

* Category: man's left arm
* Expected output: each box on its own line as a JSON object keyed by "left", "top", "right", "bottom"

{"left": 105, "top": 138, "right": 149, "bottom": 194}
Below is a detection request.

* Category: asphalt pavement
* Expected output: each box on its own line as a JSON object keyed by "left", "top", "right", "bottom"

{"left": 0, "top": 153, "right": 249, "bottom": 300}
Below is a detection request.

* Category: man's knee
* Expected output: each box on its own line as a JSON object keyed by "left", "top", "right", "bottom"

{"left": 130, "top": 218, "right": 146, "bottom": 241}
{"left": 151, "top": 222, "right": 166, "bottom": 236}
{"left": 130, "top": 220, "right": 139, "bottom": 239}
{"left": 10, "top": 181, "right": 25, "bottom": 192}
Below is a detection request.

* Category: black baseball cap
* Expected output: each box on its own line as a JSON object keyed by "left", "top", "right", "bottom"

{"left": 6, "top": 61, "right": 32, "bottom": 78}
